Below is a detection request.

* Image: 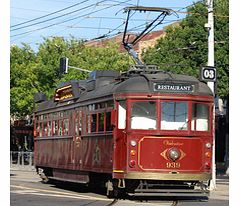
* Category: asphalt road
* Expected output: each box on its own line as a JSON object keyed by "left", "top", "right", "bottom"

{"left": 10, "top": 169, "right": 229, "bottom": 206}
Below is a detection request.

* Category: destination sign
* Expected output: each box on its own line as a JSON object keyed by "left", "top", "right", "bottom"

{"left": 54, "top": 82, "right": 80, "bottom": 102}
{"left": 153, "top": 83, "right": 194, "bottom": 93}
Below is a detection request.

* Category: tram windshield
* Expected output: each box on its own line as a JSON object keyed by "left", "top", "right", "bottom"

{"left": 191, "top": 103, "right": 209, "bottom": 131}
{"left": 128, "top": 100, "right": 210, "bottom": 131}
{"left": 131, "top": 101, "right": 157, "bottom": 129}
{"left": 161, "top": 102, "right": 188, "bottom": 130}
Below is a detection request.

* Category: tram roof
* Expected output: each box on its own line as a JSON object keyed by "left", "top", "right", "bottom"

{"left": 34, "top": 69, "right": 213, "bottom": 113}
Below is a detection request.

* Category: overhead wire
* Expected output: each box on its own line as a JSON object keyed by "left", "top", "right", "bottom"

{"left": 11, "top": 0, "right": 132, "bottom": 38}
{"left": 10, "top": 0, "right": 105, "bottom": 31}
{"left": 11, "top": 0, "right": 91, "bottom": 28}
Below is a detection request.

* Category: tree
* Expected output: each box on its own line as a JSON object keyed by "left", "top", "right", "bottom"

{"left": 143, "top": 0, "right": 229, "bottom": 98}
{"left": 10, "top": 44, "right": 39, "bottom": 117}
{"left": 10, "top": 37, "right": 131, "bottom": 118}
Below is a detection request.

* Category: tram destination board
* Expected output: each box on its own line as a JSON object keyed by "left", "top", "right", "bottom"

{"left": 54, "top": 82, "right": 80, "bottom": 102}
{"left": 153, "top": 83, "right": 194, "bottom": 93}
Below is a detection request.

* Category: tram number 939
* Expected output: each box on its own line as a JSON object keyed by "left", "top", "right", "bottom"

{"left": 166, "top": 162, "right": 181, "bottom": 168}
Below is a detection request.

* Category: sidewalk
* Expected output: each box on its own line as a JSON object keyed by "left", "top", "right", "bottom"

{"left": 210, "top": 174, "right": 229, "bottom": 201}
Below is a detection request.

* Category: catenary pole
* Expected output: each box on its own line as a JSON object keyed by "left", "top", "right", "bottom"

{"left": 206, "top": 0, "right": 216, "bottom": 190}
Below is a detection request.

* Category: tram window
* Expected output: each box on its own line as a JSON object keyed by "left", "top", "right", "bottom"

{"left": 161, "top": 102, "right": 188, "bottom": 130}
{"left": 89, "top": 104, "right": 95, "bottom": 111}
{"left": 99, "top": 113, "right": 104, "bottom": 132}
{"left": 79, "top": 111, "right": 82, "bottom": 133}
{"left": 64, "top": 119, "right": 69, "bottom": 135}
{"left": 53, "top": 120, "right": 58, "bottom": 136}
{"left": 36, "top": 122, "right": 40, "bottom": 136}
{"left": 192, "top": 103, "right": 209, "bottom": 131}
{"left": 59, "top": 120, "right": 63, "bottom": 135}
{"left": 64, "top": 111, "right": 68, "bottom": 117}
{"left": 87, "top": 114, "right": 91, "bottom": 133}
{"left": 118, "top": 101, "right": 126, "bottom": 129}
{"left": 91, "top": 114, "right": 97, "bottom": 133}
{"left": 59, "top": 112, "right": 64, "bottom": 118}
{"left": 43, "top": 122, "right": 47, "bottom": 136}
{"left": 106, "top": 112, "right": 113, "bottom": 131}
{"left": 75, "top": 115, "right": 79, "bottom": 136}
{"left": 47, "top": 121, "right": 52, "bottom": 136}
{"left": 39, "top": 123, "right": 43, "bottom": 137}
{"left": 131, "top": 101, "right": 156, "bottom": 129}
{"left": 107, "top": 101, "right": 114, "bottom": 108}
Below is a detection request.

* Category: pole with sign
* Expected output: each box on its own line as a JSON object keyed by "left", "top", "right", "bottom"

{"left": 205, "top": 0, "right": 216, "bottom": 190}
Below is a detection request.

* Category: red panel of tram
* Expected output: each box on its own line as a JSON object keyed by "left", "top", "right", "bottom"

{"left": 137, "top": 136, "right": 203, "bottom": 171}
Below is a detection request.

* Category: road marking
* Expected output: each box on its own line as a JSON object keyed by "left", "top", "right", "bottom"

{"left": 10, "top": 185, "right": 110, "bottom": 201}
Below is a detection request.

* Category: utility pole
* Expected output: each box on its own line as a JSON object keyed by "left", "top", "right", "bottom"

{"left": 205, "top": 0, "right": 216, "bottom": 190}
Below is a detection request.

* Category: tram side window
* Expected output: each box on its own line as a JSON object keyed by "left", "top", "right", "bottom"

{"left": 75, "top": 112, "right": 79, "bottom": 136}
{"left": 59, "top": 120, "right": 63, "bottom": 135}
{"left": 64, "top": 119, "right": 69, "bottom": 135}
{"left": 191, "top": 103, "right": 209, "bottom": 131}
{"left": 43, "top": 122, "right": 47, "bottom": 136}
{"left": 91, "top": 114, "right": 97, "bottom": 133}
{"left": 106, "top": 112, "right": 113, "bottom": 131}
{"left": 47, "top": 121, "right": 51, "bottom": 136}
{"left": 131, "top": 101, "right": 156, "bottom": 129}
{"left": 53, "top": 120, "right": 58, "bottom": 136}
{"left": 118, "top": 101, "right": 126, "bottom": 129}
{"left": 161, "top": 102, "right": 188, "bottom": 130}
{"left": 39, "top": 122, "right": 42, "bottom": 137}
{"left": 98, "top": 113, "right": 104, "bottom": 132}
{"left": 36, "top": 122, "right": 40, "bottom": 136}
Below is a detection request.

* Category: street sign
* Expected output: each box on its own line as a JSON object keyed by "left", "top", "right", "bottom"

{"left": 200, "top": 66, "right": 217, "bottom": 82}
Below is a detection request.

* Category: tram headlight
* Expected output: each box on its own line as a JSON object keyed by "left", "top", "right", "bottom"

{"left": 130, "top": 140, "right": 137, "bottom": 147}
{"left": 168, "top": 148, "right": 181, "bottom": 161}
{"left": 205, "top": 142, "right": 211, "bottom": 149}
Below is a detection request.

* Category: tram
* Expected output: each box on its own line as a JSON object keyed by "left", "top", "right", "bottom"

{"left": 33, "top": 6, "right": 213, "bottom": 198}
{"left": 33, "top": 65, "right": 213, "bottom": 197}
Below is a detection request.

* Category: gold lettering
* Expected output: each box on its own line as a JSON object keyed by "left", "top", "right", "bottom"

{"left": 166, "top": 162, "right": 181, "bottom": 168}
{"left": 163, "top": 140, "right": 184, "bottom": 146}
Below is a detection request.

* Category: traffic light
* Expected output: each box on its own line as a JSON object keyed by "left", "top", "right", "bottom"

{"left": 59, "top": 57, "right": 68, "bottom": 74}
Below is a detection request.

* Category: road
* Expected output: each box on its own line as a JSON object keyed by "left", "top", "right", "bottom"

{"left": 10, "top": 169, "right": 229, "bottom": 206}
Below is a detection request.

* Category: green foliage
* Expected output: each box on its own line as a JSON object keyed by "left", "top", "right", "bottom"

{"left": 143, "top": 0, "right": 229, "bottom": 98}
{"left": 10, "top": 37, "right": 131, "bottom": 118}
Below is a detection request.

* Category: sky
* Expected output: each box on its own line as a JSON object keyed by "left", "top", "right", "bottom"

{"left": 10, "top": 0, "right": 202, "bottom": 51}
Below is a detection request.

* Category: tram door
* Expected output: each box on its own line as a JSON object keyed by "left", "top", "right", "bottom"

{"left": 73, "top": 109, "right": 82, "bottom": 169}
{"left": 113, "top": 100, "right": 127, "bottom": 171}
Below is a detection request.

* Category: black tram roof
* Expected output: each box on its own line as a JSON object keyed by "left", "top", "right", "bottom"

{"left": 34, "top": 68, "right": 213, "bottom": 113}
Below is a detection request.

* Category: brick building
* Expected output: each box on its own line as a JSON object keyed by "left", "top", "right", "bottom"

{"left": 85, "top": 29, "right": 166, "bottom": 59}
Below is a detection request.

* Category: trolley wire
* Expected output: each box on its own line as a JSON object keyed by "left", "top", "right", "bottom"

{"left": 11, "top": 0, "right": 91, "bottom": 28}
{"left": 10, "top": 0, "right": 131, "bottom": 38}
{"left": 10, "top": 0, "right": 106, "bottom": 31}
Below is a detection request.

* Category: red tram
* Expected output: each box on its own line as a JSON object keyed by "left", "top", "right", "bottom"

{"left": 33, "top": 65, "right": 213, "bottom": 197}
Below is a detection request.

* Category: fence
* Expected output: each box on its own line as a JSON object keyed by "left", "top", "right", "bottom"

{"left": 10, "top": 151, "right": 35, "bottom": 171}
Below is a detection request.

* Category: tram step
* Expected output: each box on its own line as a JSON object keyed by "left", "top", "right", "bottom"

{"left": 131, "top": 189, "right": 209, "bottom": 197}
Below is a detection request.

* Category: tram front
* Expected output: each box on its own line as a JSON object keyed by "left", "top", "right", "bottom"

{"left": 111, "top": 71, "right": 214, "bottom": 197}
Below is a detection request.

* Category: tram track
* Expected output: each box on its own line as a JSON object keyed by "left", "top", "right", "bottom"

{"left": 104, "top": 198, "right": 178, "bottom": 206}
{"left": 171, "top": 200, "right": 178, "bottom": 206}
{"left": 105, "top": 199, "right": 118, "bottom": 206}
